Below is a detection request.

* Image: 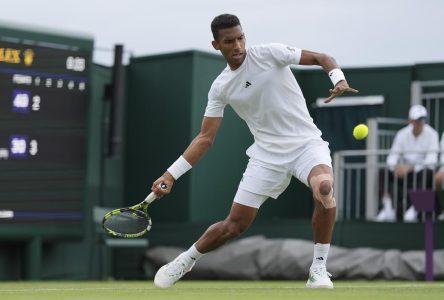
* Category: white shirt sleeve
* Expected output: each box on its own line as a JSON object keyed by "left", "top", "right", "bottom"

{"left": 204, "top": 83, "right": 226, "bottom": 117}
{"left": 415, "top": 130, "right": 439, "bottom": 172}
{"left": 386, "top": 131, "right": 402, "bottom": 170}
{"left": 254, "top": 43, "right": 302, "bottom": 66}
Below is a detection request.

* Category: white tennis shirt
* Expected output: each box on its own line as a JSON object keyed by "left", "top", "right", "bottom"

{"left": 205, "top": 43, "right": 325, "bottom": 164}
{"left": 386, "top": 123, "right": 439, "bottom": 172}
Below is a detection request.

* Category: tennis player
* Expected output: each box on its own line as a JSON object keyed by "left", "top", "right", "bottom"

{"left": 151, "top": 14, "right": 358, "bottom": 289}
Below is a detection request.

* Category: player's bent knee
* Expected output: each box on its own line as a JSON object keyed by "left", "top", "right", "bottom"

{"left": 310, "top": 173, "right": 336, "bottom": 209}
{"left": 319, "top": 180, "right": 332, "bottom": 196}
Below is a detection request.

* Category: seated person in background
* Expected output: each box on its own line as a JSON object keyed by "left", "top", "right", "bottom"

{"left": 376, "top": 104, "right": 439, "bottom": 222}
{"left": 436, "top": 131, "right": 444, "bottom": 221}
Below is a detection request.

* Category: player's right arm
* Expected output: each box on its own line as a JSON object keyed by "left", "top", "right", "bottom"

{"left": 183, "top": 117, "right": 222, "bottom": 165}
{"left": 299, "top": 50, "right": 358, "bottom": 103}
{"left": 152, "top": 116, "right": 222, "bottom": 197}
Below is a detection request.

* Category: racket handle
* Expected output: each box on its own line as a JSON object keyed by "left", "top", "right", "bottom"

{"left": 145, "top": 192, "right": 157, "bottom": 204}
{"left": 145, "top": 183, "right": 167, "bottom": 204}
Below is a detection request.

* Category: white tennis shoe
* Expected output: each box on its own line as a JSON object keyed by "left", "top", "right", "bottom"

{"left": 403, "top": 206, "right": 418, "bottom": 222}
{"left": 154, "top": 253, "right": 195, "bottom": 288}
{"left": 306, "top": 266, "right": 334, "bottom": 289}
{"left": 375, "top": 207, "right": 396, "bottom": 222}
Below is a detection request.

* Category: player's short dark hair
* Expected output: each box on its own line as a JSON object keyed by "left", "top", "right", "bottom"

{"left": 211, "top": 14, "right": 241, "bottom": 40}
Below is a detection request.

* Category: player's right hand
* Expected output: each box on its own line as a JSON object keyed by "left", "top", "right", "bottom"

{"left": 152, "top": 172, "right": 175, "bottom": 198}
{"left": 325, "top": 80, "right": 359, "bottom": 103}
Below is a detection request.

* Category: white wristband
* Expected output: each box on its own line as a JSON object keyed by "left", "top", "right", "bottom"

{"left": 167, "top": 155, "right": 192, "bottom": 180}
{"left": 328, "top": 68, "right": 346, "bottom": 86}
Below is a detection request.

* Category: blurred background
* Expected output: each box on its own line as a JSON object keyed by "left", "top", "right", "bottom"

{"left": 0, "top": 0, "right": 443, "bottom": 280}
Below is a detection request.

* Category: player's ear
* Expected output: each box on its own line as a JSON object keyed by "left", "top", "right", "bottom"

{"left": 212, "top": 40, "right": 220, "bottom": 50}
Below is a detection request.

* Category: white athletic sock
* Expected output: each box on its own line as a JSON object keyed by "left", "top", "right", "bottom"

{"left": 181, "top": 244, "right": 205, "bottom": 264}
{"left": 311, "top": 243, "right": 330, "bottom": 269}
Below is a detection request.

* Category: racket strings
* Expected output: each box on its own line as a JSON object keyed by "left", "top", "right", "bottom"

{"left": 104, "top": 210, "right": 150, "bottom": 235}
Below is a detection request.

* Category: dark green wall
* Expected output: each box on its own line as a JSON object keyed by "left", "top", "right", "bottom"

{"left": 86, "top": 64, "right": 112, "bottom": 209}
{"left": 188, "top": 52, "right": 253, "bottom": 222}
{"left": 413, "top": 62, "right": 444, "bottom": 81}
{"left": 125, "top": 52, "right": 194, "bottom": 221}
{"left": 99, "top": 67, "right": 126, "bottom": 208}
{"left": 296, "top": 66, "right": 412, "bottom": 120}
{"left": 296, "top": 62, "right": 444, "bottom": 123}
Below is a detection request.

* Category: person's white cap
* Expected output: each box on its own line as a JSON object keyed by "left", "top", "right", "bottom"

{"left": 408, "top": 104, "right": 427, "bottom": 120}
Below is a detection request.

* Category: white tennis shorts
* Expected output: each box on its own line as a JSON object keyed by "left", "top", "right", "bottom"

{"left": 233, "top": 141, "right": 332, "bottom": 208}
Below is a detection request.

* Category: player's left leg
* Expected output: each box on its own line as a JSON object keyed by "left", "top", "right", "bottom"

{"left": 154, "top": 159, "right": 288, "bottom": 288}
{"left": 305, "top": 164, "right": 335, "bottom": 289}
{"left": 291, "top": 140, "right": 335, "bottom": 288}
{"left": 309, "top": 164, "right": 336, "bottom": 242}
{"left": 154, "top": 202, "right": 258, "bottom": 288}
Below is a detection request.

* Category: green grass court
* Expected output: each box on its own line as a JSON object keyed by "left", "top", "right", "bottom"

{"left": 0, "top": 281, "right": 443, "bottom": 300}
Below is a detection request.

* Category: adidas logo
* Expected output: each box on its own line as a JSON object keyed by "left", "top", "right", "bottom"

{"left": 245, "top": 81, "right": 252, "bottom": 88}
{"left": 316, "top": 257, "right": 324, "bottom": 261}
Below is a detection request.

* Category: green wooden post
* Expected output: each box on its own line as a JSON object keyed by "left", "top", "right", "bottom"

{"left": 25, "top": 236, "right": 42, "bottom": 280}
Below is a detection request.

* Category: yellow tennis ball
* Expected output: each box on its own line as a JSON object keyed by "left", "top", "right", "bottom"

{"left": 353, "top": 124, "right": 368, "bottom": 140}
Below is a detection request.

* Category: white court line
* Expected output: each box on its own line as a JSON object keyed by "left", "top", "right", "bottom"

{"left": 0, "top": 284, "right": 443, "bottom": 293}
{"left": 0, "top": 287, "right": 148, "bottom": 292}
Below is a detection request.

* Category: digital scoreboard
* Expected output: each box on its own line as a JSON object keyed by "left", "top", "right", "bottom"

{"left": 0, "top": 39, "right": 91, "bottom": 227}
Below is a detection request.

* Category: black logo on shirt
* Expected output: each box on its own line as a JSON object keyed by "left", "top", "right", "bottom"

{"left": 245, "top": 81, "right": 252, "bottom": 88}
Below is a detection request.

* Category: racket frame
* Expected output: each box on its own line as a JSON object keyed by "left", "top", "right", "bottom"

{"left": 102, "top": 192, "right": 158, "bottom": 238}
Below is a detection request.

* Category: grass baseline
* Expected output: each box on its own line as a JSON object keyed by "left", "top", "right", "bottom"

{"left": 0, "top": 281, "right": 443, "bottom": 300}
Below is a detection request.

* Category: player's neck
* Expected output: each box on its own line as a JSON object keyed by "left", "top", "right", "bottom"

{"left": 228, "top": 53, "right": 246, "bottom": 70}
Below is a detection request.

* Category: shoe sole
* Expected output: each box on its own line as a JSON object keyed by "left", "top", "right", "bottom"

{"left": 306, "top": 283, "right": 334, "bottom": 289}
{"left": 154, "top": 262, "right": 195, "bottom": 289}
{"left": 154, "top": 275, "right": 174, "bottom": 289}
{"left": 154, "top": 266, "right": 175, "bottom": 289}
{"left": 154, "top": 274, "right": 177, "bottom": 289}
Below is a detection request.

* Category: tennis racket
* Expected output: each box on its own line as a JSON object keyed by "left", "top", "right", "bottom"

{"left": 102, "top": 183, "right": 166, "bottom": 238}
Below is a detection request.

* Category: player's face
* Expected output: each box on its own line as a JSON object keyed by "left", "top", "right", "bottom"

{"left": 212, "top": 25, "right": 246, "bottom": 70}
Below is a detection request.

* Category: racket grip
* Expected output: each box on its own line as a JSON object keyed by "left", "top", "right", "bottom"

{"left": 145, "top": 183, "right": 167, "bottom": 204}
{"left": 145, "top": 192, "right": 157, "bottom": 203}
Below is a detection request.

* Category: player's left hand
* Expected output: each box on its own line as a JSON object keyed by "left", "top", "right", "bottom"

{"left": 325, "top": 80, "right": 359, "bottom": 103}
